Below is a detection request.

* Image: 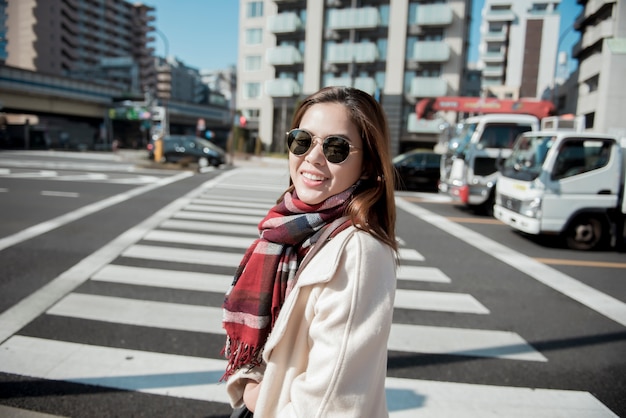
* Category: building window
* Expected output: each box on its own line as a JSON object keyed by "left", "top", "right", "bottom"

{"left": 245, "top": 28, "right": 263, "bottom": 45}
{"left": 246, "top": 1, "right": 263, "bottom": 18}
{"left": 585, "top": 75, "right": 599, "bottom": 93}
{"left": 243, "top": 108, "right": 260, "bottom": 121}
{"left": 245, "top": 55, "right": 262, "bottom": 71}
{"left": 244, "top": 82, "right": 261, "bottom": 99}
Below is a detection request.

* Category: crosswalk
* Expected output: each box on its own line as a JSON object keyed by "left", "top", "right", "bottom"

{"left": 0, "top": 167, "right": 166, "bottom": 185}
{"left": 0, "top": 167, "right": 617, "bottom": 417}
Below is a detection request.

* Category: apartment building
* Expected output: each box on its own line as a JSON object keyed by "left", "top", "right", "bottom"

{"left": 574, "top": 0, "right": 626, "bottom": 136}
{"left": 238, "top": 0, "right": 470, "bottom": 155}
{"left": 478, "top": 0, "right": 561, "bottom": 100}
{"left": 0, "top": 0, "right": 6, "bottom": 64}
{"left": 4, "top": 0, "right": 156, "bottom": 94}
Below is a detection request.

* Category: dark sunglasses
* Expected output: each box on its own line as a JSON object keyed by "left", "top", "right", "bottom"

{"left": 286, "top": 129, "right": 361, "bottom": 164}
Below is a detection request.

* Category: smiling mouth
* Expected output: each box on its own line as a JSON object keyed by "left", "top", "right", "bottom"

{"left": 302, "top": 171, "right": 326, "bottom": 181}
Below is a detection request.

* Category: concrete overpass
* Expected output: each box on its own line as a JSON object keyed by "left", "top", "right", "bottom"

{"left": 0, "top": 65, "right": 232, "bottom": 149}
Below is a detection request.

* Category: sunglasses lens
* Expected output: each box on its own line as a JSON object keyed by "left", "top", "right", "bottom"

{"left": 287, "top": 130, "right": 312, "bottom": 156}
{"left": 323, "top": 137, "right": 351, "bottom": 163}
{"left": 287, "top": 130, "right": 353, "bottom": 163}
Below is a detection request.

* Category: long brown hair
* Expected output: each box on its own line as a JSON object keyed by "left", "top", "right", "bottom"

{"left": 283, "top": 86, "right": 397, "bottom": 251}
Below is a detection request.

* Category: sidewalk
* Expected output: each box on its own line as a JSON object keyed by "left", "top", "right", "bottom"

{"left": 0, "top": 405, "right": 65, "bottom": 418}
{"left": 116, "top": 149, "right": 288, "bottom": 171}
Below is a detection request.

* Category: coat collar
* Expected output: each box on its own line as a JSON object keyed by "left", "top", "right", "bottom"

{"left": 296, "top": 226, "right": 354, "bottom": 286}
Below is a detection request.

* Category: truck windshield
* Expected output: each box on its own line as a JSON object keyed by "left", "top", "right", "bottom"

{"left": 450, "top": 123, "right": 477, "bottom": 156}
{"left": 501, "top": 135, "right": 554, "bottom": 181}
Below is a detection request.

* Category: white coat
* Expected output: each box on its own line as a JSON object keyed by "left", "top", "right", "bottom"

{"left": 226, "top": 226, "right": 397, "bottom": 417}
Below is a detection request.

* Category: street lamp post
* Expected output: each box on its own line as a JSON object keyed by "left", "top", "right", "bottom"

{"left": 154, "top": 28, "right": 170, "bottom": 136}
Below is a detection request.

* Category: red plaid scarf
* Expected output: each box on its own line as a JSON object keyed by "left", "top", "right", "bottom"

{"left": 221, "top": 187, "right": 354, "bottom": 380}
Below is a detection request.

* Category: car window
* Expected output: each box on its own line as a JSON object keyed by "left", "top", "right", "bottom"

{"left": 479, "top": 124, "right": 533, "bottom": 149}
{"left": 552, "top": 139, "right": 613, "bottom": 180}
{"left": 425, "top": 153, "right": 441, "bottom": 167}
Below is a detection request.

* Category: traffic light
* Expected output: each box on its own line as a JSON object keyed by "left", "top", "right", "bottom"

{"left": 239, "top": 115, "right": 247, "bottom": 127}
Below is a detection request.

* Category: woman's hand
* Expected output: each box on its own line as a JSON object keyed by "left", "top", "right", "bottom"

{"left": 243, "top": 380, "right": 262, "bottom": 412}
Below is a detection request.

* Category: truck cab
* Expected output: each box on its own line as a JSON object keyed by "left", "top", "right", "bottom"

{"left": 494, "top": 128, "right": 624, "bottom": 250}
{"left": 438, "top": 114, "right": 539, "bottom": 213}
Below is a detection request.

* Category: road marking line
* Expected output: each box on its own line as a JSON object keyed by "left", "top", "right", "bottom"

{"left": 41, "top": 190, "right": 80, "bottom": 198}
{"left": 215, "top": 182, "right": 286, "bottom": 192}
{"left": 446, "top": 216, "right": 503, "bottom": 225}
{"left": 46, "top": 294, "right": 528, "bottom": 361}
{"left": 92, "top": 265, "right": 481, "bottom": 315}
{"left": 389, "top": 323, "right": 546, "bottom": 361}
{"left": 398, "top": 248, "right": 425, "bottom": 261}
{"left": 0, "top": 336, "right": 613, "bottom": 416}
{"left": 191, "top": 197, "right": 272, "bottom": 209}
{"left": 173, "top": 210, "right": 261, "bottom": 224}
{"left": 4, "top": 170, "right": 58, "bottom": 178}
{"left": 385, "top": 376, "right": 617, "bottom": 417}
{"left": 184, "top": 203, "right": 268, "bottom": 217}
{"left": 122, "top": 244, "right": 243, "bottom": 268}
{"left": 0, "top": 171, "right": 193, "bottom": 252}
{"left": 143, "top": 230, "right": 254, "bottom": 249}
{"left": 397, "top": 265, "right": 451, "bottom": 283}
{"left": 53, "top": 173, "right": 109, "bottom": 181}
{"left": 396, "top": 197, "right": 626, "bottom": 327}
{"left": 395, "top": 289, "right": 489, "bottom": 314}
{"left": 92, "top": 265, "right": 232, "bottom": 293}
{"left": 0, "top": 336, "right": 231, "bottom": 404}
{"left": 159, "top": 219, "right": 258, "bottom": 236}
{"left": 201, "top": 193, "right": 276, "bottom": 204}
{"left": 400, "top": 194, "right": 454, "bottom": 204}
{"left": 535, "top": 258, "right": 626, "bottom": 269}
{"left": 48, "top": 293, "right": 224, "bottom": 334}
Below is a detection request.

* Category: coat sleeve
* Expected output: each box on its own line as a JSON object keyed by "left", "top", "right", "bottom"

{"left": 278, "top": 231, "right": 397, "bottom": 418}
{"left": 225, "top": 364, "right": 265, "bottom": 408}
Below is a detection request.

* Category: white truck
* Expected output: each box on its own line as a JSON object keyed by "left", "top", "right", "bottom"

{"left": 438, "top": 113, "right": 539, "bottom": 214}
{"left": 494, "top": 121, "right": 625, "bottom": 251}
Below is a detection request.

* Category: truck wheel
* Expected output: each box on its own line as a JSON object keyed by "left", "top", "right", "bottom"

{"left": 564, "top": 216, "right": 605, "bottom": 250}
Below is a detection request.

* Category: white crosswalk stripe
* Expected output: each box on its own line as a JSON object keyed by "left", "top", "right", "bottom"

{"left": 0, "top": 168, "right": 164, "bottom": 184}
{"left": 0, "top": 167, "right": 616, "bottom": 417}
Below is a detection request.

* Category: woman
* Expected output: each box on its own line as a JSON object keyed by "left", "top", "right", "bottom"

{"left": 222, "top": 86, "right": 397, "bottom": 417}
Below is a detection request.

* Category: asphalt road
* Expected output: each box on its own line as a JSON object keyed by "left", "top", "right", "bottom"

{"left": 0, "top": 150, "right": 624, "bottom": 417}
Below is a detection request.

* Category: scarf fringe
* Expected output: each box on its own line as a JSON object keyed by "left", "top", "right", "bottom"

{"left": 220, "top": 337, "right": 263, "bottom": 382}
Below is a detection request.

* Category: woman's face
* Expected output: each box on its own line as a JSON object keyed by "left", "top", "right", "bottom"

{"left": 289, "top": 103, "right": 364, "bottom": 205}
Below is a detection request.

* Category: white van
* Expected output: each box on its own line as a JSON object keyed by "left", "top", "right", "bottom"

{"left": 439, "top": 114, "right": 539, "bottom": 213}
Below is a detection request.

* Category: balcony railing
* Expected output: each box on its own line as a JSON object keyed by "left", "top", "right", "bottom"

{"left": 580, "top": 18, "right": 614, "bottom": 51}
{"left": 412, "top": 41, "right": 450, "bottom": 62}
{"left": 415, "top": 3, "right": 453, "bottom": 26}
{"left": 325, "top": 76, "right": 377, "bottom": 94}
{"left": 327, "top": 7, "right": 380, "bottom": 30}
{"left": 266, "top": 46, "right": 303, "bottom": 66}
{"left": 267, "top": 12, "right": 302, "bottom": 34}
{"left": 480, "top": 51, "right": 505, "bottom": 63}
{"left": 409, "top": 77, "right": 447, "bottom": 98}
{"left": 326, "top": 42, "right": 378, "bottom": 63}
{"left": 265, "top": 78, "right": 301, "bottom": 97}
{"left": 483, "top": 30, "right": 507, "bottom": 42}
{"left": 484, "top": 9, "right": 515, "bottom": 22}
{"left": 482, "top": 65, "right": 504, "bottom": 77}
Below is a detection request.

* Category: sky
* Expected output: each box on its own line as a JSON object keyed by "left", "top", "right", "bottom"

{"left": 146, "top": 0, "right": 582, "bottom": 73}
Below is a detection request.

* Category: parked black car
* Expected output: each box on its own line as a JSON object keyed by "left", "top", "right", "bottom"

{"left": 393, "top": 149, "right": 441, "bottom": 192}
{"left": 147, "top": 135, "right": 226, "bottom": 167}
